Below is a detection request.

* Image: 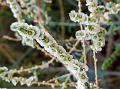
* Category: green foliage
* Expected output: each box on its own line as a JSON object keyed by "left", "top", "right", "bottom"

{"left": 102, "top": 44, "right": 120, "bottom": 70}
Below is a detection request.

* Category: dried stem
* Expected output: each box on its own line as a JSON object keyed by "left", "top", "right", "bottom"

{"left": 3, "top": 35, "right": 21, "bottom": 41}
{"left": 47, "top": 73, "right": 70, "bottom": 83}
{"left": 82, "top": 40, "right": 87, "bottom": 64}
{"left": 68, "top": 40, "right": 80, "bottom": 54}
{"left": 77, "top": 0, "right": 81, "bottom": 13}
{"left": 17, "top": 58, "right": 55, "bottom": 74}
{"left": 33, "top": 80, "right": 76, "bottom": 88}
{"left": 93, "top": 51, "right": 99, "bottom": 89}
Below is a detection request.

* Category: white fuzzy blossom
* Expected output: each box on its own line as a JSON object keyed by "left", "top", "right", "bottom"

{"left": 6, "top": 0, "right": 39, "bottom": 22}
{"left": 11, "top": 78, "right": 18, "bottom": 86}
{"left": 2, "top": 0, "right": 120, "bottom": 89}
{"left": 11, "top": 22, "right": 40, "bottom": 48}
{"left": 69, "top": 10, "right": 88, "bottom": 24}
{"left": 100, "top": 2, "right": 120, "bottom": 24}
{"left": 6, "top": 0, "right": 23, "bottom": 21}
{"left": 5, "top": 0, "right": 90, "bottom": 89}
{"left": 76, "top": 30, "right": 89, "bottom": 40}
{"left": 69, "top": 0, "right": 107, "bottom": 53}
{"left": 10, "top": 22, "right": 89, "bottom": 88}
{"left": 25, "top": 76, "right": 37, "bottom": 87}
{"left": 0, "top": 72, "right": 38, "bottom": 87}
{"left": 17, "top": 0, "right": 39, "bottom": 21}
{"left": 0, "top": 67, "right": 17, "bottom": 84}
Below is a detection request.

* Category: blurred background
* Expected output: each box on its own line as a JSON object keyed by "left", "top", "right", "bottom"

{"left": 0, "top": 0, "right": 120, "bottom": 89}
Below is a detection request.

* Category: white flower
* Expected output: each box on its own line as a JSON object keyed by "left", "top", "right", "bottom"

{"left": 100, "top": 15, "right": 109, "bottom": 24}
{"left": 90, "top": 45, "right": 102, "bottom": 52}
{"left": 106, "top": 2, "right": 113, "bottom": 10}
{"left": 76, "top": 30, "right": 87, "bottom": 40}
{"left": 69, "top": 10, "right": 78, "bottom": 22}
{"left": 103, "top": 12, "right": 110, "bottom": 21}
{"left": 78, "top": 13, "right": 88, "bottom": 24}
{"left": 11, "top": 22, "right": 41, "bottom": 38}
{"left": 86, "top": 2, "right": 97, "bottom": 12}
{"left": 88, "top": 6, "right": 96, "bottom": 12}
{"left": 11, "top": 79, "right": 17, "bottom": 86}
{"left": 6, "top": 0, "right": 23, "bottom": 20}
{"left": 86, "top": 24, "right": 101, "bottom": 34}
{"left": 25, "top": 76, "right": 36, "bottom": 87}
{"left": 0, "top": 67, "right": 8, "bottom": 72}
{"left": 20, "top": 78, "right": 26, "bottom": 85}
{"left": 21, "top": 37, "right": 34, "bottom": 48}
{"left": 88, "top": 17, "right": 97, "bottom": 25}
{"left": 91, "top": 38, "right": 105, "bottom": 52}
{"left": 115, "top": 4, "right": 120, "bottom": 13}
{"left": 97, "top": 5, "right": 105, "bottom": 13}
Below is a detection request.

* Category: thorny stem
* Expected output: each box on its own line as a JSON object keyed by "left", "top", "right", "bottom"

{"left": 93, "top": 51, "right": 99, "bottom": 89}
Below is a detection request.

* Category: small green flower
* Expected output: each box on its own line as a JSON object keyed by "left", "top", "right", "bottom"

{"left": 76, "top": 30, "right": 86, "bottom": 40}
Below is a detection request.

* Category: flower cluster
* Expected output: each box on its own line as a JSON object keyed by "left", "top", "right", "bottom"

{"left": 11, "top": 22, "right": 40, "bottom": 48}
{"left": 10, "top": 22, "right": 89, "bottom": 88}
{"left": 6, "top": 0, "right": 23, "bottom": 21}
{"left": 106, "top": 2, "right": 120, "bottom": 14}
{"left": 69, "top": 10, "right": 88, "bottom": 25}
{"left": 101, "top": 2, "right": 120, "bottom": 24}
{"left": 6, "top": 0, "right": 39, "bottom": 22}
{"left": 0, "top": 67, "right": 14, "bottom": 83}
{"left": 69, "top": 0, "right": 107, "bottom": 52}
{"left": 17, "top": 0, "right": 39, "bottom": 21}
{"left": 11, "top": 76, "right": 37, "bottom": 87}
{"left": 5, "top": 0, "right": 90, "bottom": 89}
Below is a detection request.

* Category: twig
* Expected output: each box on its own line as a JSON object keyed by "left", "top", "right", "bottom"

{"left": 3, "top": 35, "right": 21, "bottom": 41}
{"left": 17, "top": 58, "right": 55, "bottom": 74}
{"left": 68, "top": 40, "right": 80, "bottom": 54}
{"left": 47, "top": 73, "right": 71, "bottom": 83}
{"left": 82, "top": 40, "right": 87, "bottom": 64}
{"left": 93, "top": 51, "right": 99, "bottom": 89}
{"left": 33, "top": 80, "right": 76, "bottom": 87}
